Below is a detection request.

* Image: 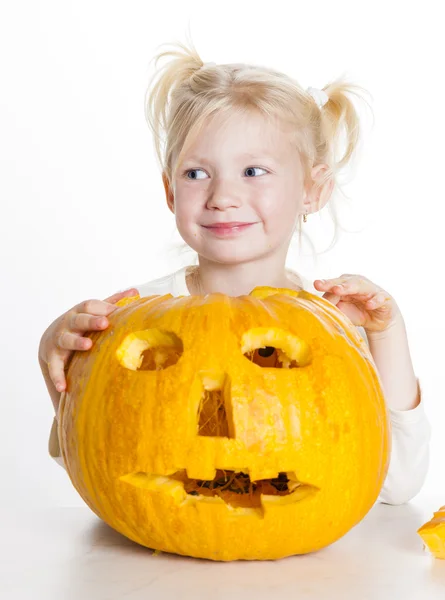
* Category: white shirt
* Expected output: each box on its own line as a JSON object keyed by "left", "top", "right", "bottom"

{"left": 49, "top": 266, "right": 431, "bottom": 506}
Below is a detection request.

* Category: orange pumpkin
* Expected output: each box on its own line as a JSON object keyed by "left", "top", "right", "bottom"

{"left": 57, "top": 287, "right": 391, "bottom": 561}
{"left": 418, "top": 506, "right": 445, "bottom": 559}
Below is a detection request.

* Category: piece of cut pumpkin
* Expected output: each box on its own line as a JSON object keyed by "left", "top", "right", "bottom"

{"left": 417, "top": 505, "right": 445, "bottom": 559}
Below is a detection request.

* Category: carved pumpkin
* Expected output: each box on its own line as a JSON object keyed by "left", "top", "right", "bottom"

{"left": 57, "top": 287, "right": 390, "bottom": 561}
{"left": 418, "top": 506, "right": 445, "bottom": 559}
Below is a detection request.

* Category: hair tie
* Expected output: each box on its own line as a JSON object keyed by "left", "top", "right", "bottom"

{"left": 306, "top": 86, "right": 329, "bottom": 108}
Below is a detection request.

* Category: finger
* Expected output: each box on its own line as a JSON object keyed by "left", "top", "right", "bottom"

{"left": 56, "top": 330, "right": 92, "bottom": 351}
{"left": 47, "top": 355, "right": 68, "bottom": 392}
{"left": 104, "top": 288, "right": 139, "bottom": 304}
{"left": 321, "top": 291, "right": 341, "bottom": 306}
{"left": 314, "top": 277, "right": 353, "bottom": 291}
{"left": 316, "top": 276, "right": 377, "bottom": 297}
{"left": 366, "top": 291, "right": 388, "bottom": 308}
{"left": 315, "top": 275, "right": 358, "bottom": 289}
{"left": 69, "top": 313, "right": 109, "bottom": 333}
{"left": 74, "top": 299, "right": 121, "bottom": 317}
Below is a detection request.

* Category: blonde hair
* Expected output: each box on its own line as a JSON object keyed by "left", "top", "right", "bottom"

{"left": 144, "top": 36, "right": 372, "bottom": 257}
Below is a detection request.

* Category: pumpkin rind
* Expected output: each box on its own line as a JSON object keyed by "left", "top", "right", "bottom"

{"left": 418, "top": 506, "right": 445, "bottom": 559}
{"left": 58, "top": 288, "right": 391, "bottom": 560}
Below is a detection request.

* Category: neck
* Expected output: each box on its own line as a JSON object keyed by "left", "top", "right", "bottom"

{"left": 187, "top": 254, "right": 302, "bottom": 296}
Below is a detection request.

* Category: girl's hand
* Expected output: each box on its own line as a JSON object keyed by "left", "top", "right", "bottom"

{"left": 313, "top": 274, "right": 402, "bottom": 333}
{"left": 38, "top": 288, "right": 139, "bottom": 393}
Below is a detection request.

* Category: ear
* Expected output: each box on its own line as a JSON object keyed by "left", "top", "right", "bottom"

{"left": 303, "top": 164, "right": 334, "bottom": 215}
{"left": 162, "top": 172, "right": 175, "bottom": 214}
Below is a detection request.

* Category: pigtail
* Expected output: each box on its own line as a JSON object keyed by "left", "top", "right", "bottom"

{"left": 322, "top": 77, "right": 372, "bottom": 171}
{"left": 144, "top": 39, "right": 204, "bottom": 178}
{"left": 299, "top": 77, "right": 373, "bottom": 256}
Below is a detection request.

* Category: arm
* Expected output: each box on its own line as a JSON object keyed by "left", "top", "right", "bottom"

{"left": 40, "top": 288, "right": 139, "bottom": 470}
{"left": 313, "top": 275, "right": 432, "bottom": 506}
{"left": 361, "top": 320, "right": 431, "bottom": 505}
{"left": 366, "top": 314, "right": 419, "bottom": 411}
{"left": 377, "top": 388, "right": 431, "bottom": 505}
{"left": 39, "top": 352, "right": 62, "bottom": 417}
{"left": 363, "top": 315, "right": 431, "bottom": 504}
{"left": 39, "top": 351, "right": 67, "bottom": 470}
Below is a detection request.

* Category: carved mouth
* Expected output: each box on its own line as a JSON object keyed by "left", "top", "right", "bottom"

{"left": 120, "top": 469, "right": 319, "bottom": 516}
{"left": 171, "top": 469, "right": 317, "bottom": 508}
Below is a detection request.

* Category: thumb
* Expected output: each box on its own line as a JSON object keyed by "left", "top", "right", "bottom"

{"left": 103, "top": 287, "right": 139, "bottom": 304}
{"left": 322, "top": 291, "right": 341, "bottom": 306}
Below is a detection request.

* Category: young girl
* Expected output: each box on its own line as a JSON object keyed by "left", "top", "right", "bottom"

{"left": 40, "top": 41, "right": 431, "bottom": 506}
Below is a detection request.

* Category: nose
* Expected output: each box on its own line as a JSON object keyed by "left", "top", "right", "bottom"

{"left": 197, "top": 370, "right": 235, "bottom": 438}
{"left": 205, "top": 177, "right": 242, "bottom": 211}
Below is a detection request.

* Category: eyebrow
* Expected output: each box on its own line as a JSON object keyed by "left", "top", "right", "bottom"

{"left": 183, "top": 152, "right": 277, "bottom": 163}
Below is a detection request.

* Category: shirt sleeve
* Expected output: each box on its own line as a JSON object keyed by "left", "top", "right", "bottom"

{"left": 48, "top": 416, "right": 67, "bottom": 470}
{"left": 377, "top": 378, "right": 431, "bottom": 505}
{"left": 356, "top": 326, "right": 432, "bottom": 505}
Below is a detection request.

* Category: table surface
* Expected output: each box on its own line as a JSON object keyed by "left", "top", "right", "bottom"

{"left": 2, "top": 494, "right": 445, "bottom": 600}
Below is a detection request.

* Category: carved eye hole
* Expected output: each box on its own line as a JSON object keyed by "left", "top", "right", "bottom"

{"left": 242, "top": 328, "right": 312, "bottom": 369}
{"left": 247, "top": 346, "right": 280, "bottom": 368}
{"left": 258, "top": 346, "right": 275, "bottom": 358}
{"left": 116, "top": 329, "right": 183, "bottom": 371}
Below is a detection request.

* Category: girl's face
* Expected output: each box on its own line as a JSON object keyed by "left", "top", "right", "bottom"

{"left": 169, "top": 110, "right": 309, "bottom": 265}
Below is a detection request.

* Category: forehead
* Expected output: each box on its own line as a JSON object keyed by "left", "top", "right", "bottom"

{"left": 181, "top": 109, "right": 296, "bottom": 162}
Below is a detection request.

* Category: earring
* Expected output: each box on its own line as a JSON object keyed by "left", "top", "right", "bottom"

{"left": 303, "top": 213, "right": 308, "bottom": 223}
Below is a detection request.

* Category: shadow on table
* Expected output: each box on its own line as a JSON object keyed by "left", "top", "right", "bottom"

{"left": 84, "top": 500, "right": 432, "bottom": 558}
{"left": 52, "top": 502, "right": 445, "bottom": 599}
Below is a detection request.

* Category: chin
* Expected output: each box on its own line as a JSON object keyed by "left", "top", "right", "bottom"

{"left": 201, "top": 247, "right": 275, "bottom": 266}
{"left": 181, "top": 228, "right": 278, "bottom": 263}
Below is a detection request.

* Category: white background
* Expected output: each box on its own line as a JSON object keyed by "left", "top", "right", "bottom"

{"left": 1, "top": 0, "right": 444, "bottom": 509}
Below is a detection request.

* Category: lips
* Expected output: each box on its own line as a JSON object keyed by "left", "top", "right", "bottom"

{"left": 202, "top": 222, "right": 257, "bottom": 237}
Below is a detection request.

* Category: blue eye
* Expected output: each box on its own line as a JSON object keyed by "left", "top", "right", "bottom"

{"left": 185, "top": 169, "right": 207, "bottom": 180}
{"left": 245, "top": 167, "right": 267, "bottom": 177}
{"left": 184, "top": 166, "right": 267, "bottom": 179}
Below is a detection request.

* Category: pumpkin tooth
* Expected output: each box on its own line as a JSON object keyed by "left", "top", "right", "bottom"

{"left": 185, "top": 467, "right": 217, "bottom": 481}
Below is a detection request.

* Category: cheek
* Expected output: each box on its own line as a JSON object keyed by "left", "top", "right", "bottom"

{"left": 258, "top": 192, "right": 299, "bottom": 231}
{"left": 173, "top": 201, "right": 206, "bottom": 248}
{"left": 257, "top": 180, "right": 301, "bottom": 215}
{"left": 174, "top": 195, "right": 201, "bottom": 227}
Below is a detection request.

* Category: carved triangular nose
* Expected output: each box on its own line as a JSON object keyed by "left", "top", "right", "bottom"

{"left": 197, "top": 371, "right": 235, "bottom": 438}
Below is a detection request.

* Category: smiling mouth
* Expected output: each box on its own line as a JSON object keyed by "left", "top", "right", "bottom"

{"left": 202, "top": 223, "right": 257, "bottom": 237}
{"left": 120, "top": 469, "right": 319, "bottom": 515}
{"left": 173, "top": 469, "right": 315, "bottom": 507}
